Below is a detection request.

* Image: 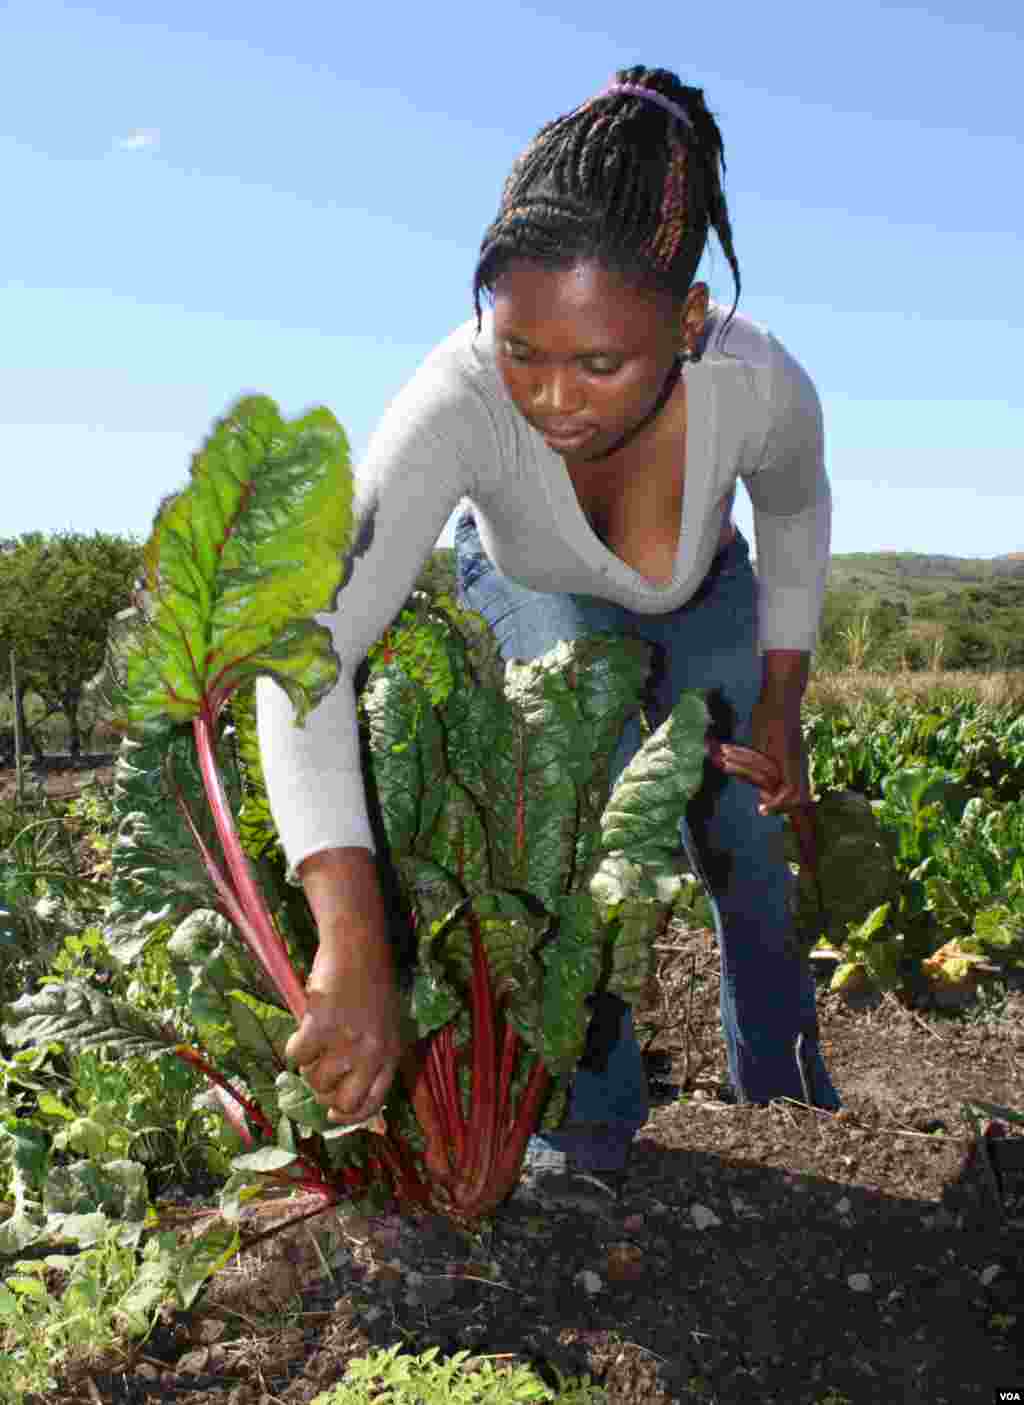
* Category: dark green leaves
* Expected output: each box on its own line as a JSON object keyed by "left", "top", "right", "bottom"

{"left": 599, "top": 692, "right": 709, "bottom": 865}
{"left": 539, "top": 895, "right": 603, "bottom": 1074}
{"left": 106, "top": 731, "right": 241, "bottom": 963}
{"left": 365, "top": 630, "right": 712, "bottom": 1073}
{"left": 3, "top": 981, "right": 181, "bottom": 1062}
{"left": 110, "top": 395, "right": 353, "bottom": 735}
{"left": 364, "top": 667, "right": 445, "bottom": 855}
{"left": 793, "top": 789, "right": 896, "bottom": 950}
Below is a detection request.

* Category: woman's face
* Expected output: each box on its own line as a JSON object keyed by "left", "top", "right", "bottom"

{"left": 492, "top": 260, "right": 703, "bottom": 463}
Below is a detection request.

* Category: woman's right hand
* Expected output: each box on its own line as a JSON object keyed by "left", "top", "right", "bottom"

{"left": 284, "top": 848, "right": 405, "bottom": 1125}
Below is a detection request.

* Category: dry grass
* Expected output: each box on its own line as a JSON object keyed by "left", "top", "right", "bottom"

{"left": 806, "top": 666, "right": 1024, "bottom": 712}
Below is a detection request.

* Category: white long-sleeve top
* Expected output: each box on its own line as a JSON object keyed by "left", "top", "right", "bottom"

{"left": 257, "top": 309, "right": 830, "bottom": 871}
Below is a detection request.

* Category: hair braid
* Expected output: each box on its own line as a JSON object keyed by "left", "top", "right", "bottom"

{"left": 474, "top": 65, "right": 741, "bottom": 335}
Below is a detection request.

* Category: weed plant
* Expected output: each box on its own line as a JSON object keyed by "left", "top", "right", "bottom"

{"left": 310, "top": 1344, "right": 606, "bottom": 1404}
{"left": 0, "top": 1224, "right": 147, "bottom": 1404}
{"left": 0, "top": 1217, "right": 237, "bottom": 1405}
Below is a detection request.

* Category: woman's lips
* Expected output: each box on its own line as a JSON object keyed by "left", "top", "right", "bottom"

{"left": 535, "top": 422, "right": 597, "bottom": 451}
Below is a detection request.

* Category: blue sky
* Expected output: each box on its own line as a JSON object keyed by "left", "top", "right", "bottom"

{"left": 3, "top": 0, "right": 1022, "bottom": 556}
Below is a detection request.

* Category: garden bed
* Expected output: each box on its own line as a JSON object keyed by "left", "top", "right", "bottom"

{"left": 34, "top": 923, "right": 1024, "bottom": 1405}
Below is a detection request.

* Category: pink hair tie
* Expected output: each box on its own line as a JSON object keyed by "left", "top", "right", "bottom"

{"left": 602, "top": 82, "right": 694, "bottom": 131}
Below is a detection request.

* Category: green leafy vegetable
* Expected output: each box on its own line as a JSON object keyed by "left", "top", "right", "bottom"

{"left": 111, "top": 396, "right": 353, "bottom": 735}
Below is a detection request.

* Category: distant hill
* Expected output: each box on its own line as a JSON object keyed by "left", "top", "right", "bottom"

{"left": 818, "top": 552, "right": 1024, "bottom": 670}
{"left": 829, "top": 552, "right": 1024, "bottom": 590}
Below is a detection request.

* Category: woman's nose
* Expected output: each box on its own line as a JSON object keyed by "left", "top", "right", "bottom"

{"left": 531, "top": 368, "right": 583, "bottom": 414}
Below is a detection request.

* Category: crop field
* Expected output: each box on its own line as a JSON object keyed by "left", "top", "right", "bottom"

{"left": 0, "top": 661, "right": 1021, "bottom": 1405}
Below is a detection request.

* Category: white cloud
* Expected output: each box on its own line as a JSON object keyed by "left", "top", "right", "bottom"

{"left": 116, "top": 128, "right": 160, "bottom": 152}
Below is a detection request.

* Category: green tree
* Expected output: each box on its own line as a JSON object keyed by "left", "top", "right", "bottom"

{"left": 0, "top": 532, "right": 142, "bottom": 756}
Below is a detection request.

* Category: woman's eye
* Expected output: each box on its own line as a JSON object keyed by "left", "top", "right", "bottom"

{"left": 584, "top": 358, "right": 622, "bottom": 376}
{"left": 503, "top": 341, "right": 531, "bottom": 362}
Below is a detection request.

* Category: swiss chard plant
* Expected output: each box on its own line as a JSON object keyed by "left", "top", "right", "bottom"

{"left": 360, "top": 602, "right": 710, "bottom": 1215}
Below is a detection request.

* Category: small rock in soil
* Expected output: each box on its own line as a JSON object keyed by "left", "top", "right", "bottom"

{"left": 606, "top": 1242, "right": 644, "bottom": 1282}
{"left": 193, "top": 1316, "right": 227, "bottom": 1344}
{"left": 177, "top": 1346, "right": 211, "bottom": 1374}
{"left": 691, "top": 1203, "right": 722, "bottom": 1230}
{"left": 366, "top": 1262, "right": 403, "bottom": 1299}
{"left": 417, "top": 1275, "right": 457, "bottom": 1306}
{"left": 848, "top": 1273, "right": 873, "bottom": 1292}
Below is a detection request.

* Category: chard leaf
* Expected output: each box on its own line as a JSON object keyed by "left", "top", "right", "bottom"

{"left": 606, "top": 897, "right": 667, "bottom": 1007}
{"left": 397, "top": 857, "right": 465, "bottom": 933}
{"left": 177, "top": 1221, "right": 241, "bottom": 1309}
{"left": 168, "top": 909, "right": 260, "bottom": 987}
{"left": 364, "top": 666, "right": 446, "bottom": 853}
{"left": 226, "top": 993, "right": 295, "bottom": 1065}
{"left": 412, "top": 891, "right": 547, "bottom": 1044}
{"left": 219, "top": 1172, "right": 265, "bottom": 1222}
{"left": 426, "top": 779, "right": 491, "bottom": 893}
{"left": 589, "top": 852, "right": 675, "bottom": 912}
{"left": 470, "top": 891, "right": 546, "bottom": 1020}
{"left": 599, "top": 691, "right": 709, "bottom": 865}
{"left": 106, "top": 731, "right": 241, "bottom": 963}
{"left": 441, "top": 676, "right": 510, "bottom": 829}
{"left": 475, "top": 654, "right": 580, "bottom": 908}
{"left": 112, "top": 395, "right": 353, "bottom": 734}
{"left": 45, "top": 1212, "right": 110, "bottom": 1248}
{"left": 3, "top": 980, "right": 180, "bottom": 1061}
{"left": 275, "top": 1070, "right": 330, "bottom": 1133}
{"left": 830, "top": 960, "right": 867, "bottom": 993}
{"left": 566, "top": 636, "right": 652, "bottom": 878}
{"left": 5, "top": 1121, "right": 48, "bottom": 1188}
{"left": 793, "top": 790, "right": 896, "bottom": 950}
{"left": 971, "top": 904, "right": 1024, "bottom": 962}
{"left": 168, "top": 911, "right": 289, "bottom": 1063}
{"left": 0, "top": 1126, "right": 47, "bottom": 1254}
{"left": 43, "top": 1158, "right": 149, "bottom": 1224}
{"left": 229, "top": 688, "right": 321, "bottom": 961}
{"left": 230, "top": 684, "right": 280, "bottom": 861}
{"left": 117, "top": 1234, "right": 178, "bottom": 1333}
{"left": 566, "top": 635, "right": 651, "bottom": 782}
{"left": 231, "top": 1146, "right": 299, "bottom": 1173}
{"left": 539, "top": 894, "right": 603, "bottom": 1074}
{"left": 410, "top": 963, "right": 461, "bottom": 1037}
{"left": 882, "top": 765, "right": 967, "bottom": 824}
{"left": 55, "top": 1116, "right": 109, "bottom": 1160}
{"left": 36, "top": 1092, "right": 75, "bottom": 1121}
{"left": 369, "top": 596, "right": 461, "bottom": 707}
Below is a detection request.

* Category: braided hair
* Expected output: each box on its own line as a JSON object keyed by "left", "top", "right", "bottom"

{"left": 473, "top": 66, "right": 740, "bottom": 337}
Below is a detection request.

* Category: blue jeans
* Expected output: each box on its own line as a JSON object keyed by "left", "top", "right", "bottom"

{"left": 454, "top": 509, "right": 838, "bottom": 1167}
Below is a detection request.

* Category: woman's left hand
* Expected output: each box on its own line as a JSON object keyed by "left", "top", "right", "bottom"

{"left": 745, "top": 699, "right": 810, "bottom": 815}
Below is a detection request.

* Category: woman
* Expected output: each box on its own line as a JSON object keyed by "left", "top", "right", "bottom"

{"left": 257, "top": 65, "right": 839, "bottom": 1188}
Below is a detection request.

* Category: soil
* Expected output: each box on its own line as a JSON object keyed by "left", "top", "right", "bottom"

{"left": 9, "top": 769, "right": 1024, "bottom": 1404}
{"left": 0, "top": 756, "right": 116, "bottom": 803}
